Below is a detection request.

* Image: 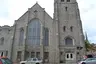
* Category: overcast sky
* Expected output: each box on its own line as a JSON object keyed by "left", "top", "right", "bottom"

{"left": 0, "top": 0, "right": 96, "bottom": 43}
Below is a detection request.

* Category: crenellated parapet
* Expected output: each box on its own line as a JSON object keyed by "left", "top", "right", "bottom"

{"left": 0, "top": 25, "right": 14, "bottom": 35}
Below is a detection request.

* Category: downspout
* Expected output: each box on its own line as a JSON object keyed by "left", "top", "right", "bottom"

{"left": 42, "top": 8, "right": 45, "bottom": 64}
{"left": 55, "top": 1, "right": 61, "bottom": 64}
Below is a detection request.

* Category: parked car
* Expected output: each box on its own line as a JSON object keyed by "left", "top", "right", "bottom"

{"left": 78, "top": 57, "right": 96, "bottom": 64}
{"left": 86, "top": 54, "right": 93, "bottom": 58}
{"left": 20, "top": 58, "right": 42, "bottom": 64}
{"left": 0, "top": 56, "right": 12, "bottom": 64}
{"left": 83, "top": 54, "right": 93, "bottom": 59}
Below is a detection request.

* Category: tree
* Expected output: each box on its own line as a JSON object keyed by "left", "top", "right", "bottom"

{"left": 85, "top": 40, "right": 90, "bottom": 51}
{"left": 84, "top": 33, "right": 96, "bottom": 52}
{"left": 84, "top": 32, "right": 96, "bottom": 51}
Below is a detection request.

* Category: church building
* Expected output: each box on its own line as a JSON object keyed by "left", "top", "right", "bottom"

{"left": 0, "top": 0, "right": 85, "bottom": 64}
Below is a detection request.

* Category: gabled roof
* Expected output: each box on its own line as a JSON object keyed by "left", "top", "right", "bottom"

{"left": 17, "top": 2, "right": 52, "bottom": 21}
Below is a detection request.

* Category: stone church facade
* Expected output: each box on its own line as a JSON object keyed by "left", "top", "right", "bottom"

{"left": 0, "top": 0, "right": 85, "bottom": 64}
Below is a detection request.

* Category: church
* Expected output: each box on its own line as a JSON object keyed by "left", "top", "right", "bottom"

{"left": 0, "top": 0, "right": 85, "bottom": 64}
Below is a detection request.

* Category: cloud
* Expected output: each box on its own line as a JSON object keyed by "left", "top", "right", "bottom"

{"left": 77, "top": 0, "right": 96, "bottom": 13}
{"left": 0, "top": 0, "right": 53, "bottom": 26}
{"left": 0, "top": 18, "right": 13, "bottom": 26}
{"left": 0, "top": 0, "right": 9, "bottom": 18}
{"left": 7, "top": 0, "right": 54, "bottom": 20}
{"left": 77, "top": 0, "right": 96, "bottom": 43}
{"left": 89, "top": 36, "right": 96, "bottom": 43}
{"left": 0, "top": 0, "right": 11, "bottom": 26}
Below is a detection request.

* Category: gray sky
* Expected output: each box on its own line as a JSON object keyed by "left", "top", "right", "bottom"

{"left": 0, "top": 0, "right": 96, "bottom": 43}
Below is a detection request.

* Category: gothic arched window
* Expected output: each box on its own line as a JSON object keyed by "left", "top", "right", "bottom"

{"left": 43, "top": 27, "right": 49, "bottom": 46}
{"left": 65, "top": 37, "right": 73, "bottom": 46}
{"left": 19, "top": 28, "right": 24, "bottom": 46}
{"left": 27, "top": 19, "right": 41, "bottom": 46}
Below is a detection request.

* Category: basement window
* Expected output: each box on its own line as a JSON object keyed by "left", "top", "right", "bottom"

{"left": 61, "top": 0, "right": 64, "bottom": 2}
{"left": 67, "top": 0, "right": 70, "bottom": 2}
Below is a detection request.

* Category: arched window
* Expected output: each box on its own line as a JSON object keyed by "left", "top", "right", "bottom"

{"left": 65, "top": 37, "right": 73, "bottom": 46}
{"left": 65, "top": 53, "right": 74, "bottom": 60}
{"left": 19, "top": 28, "right": 24, "bottom": 46}
{"left": 0, "top": 37, "right": 4, "bottom": 45}
{"left": 27, "top": 19, "right": 41, "bottom": 46}
{"left": 43, "top": 27, "right": 49, "bottom": 46}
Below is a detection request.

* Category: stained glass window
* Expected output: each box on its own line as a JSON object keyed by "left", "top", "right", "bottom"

{"left": 19, "top": 28, "right": 24, "bottom": 46}
{"left": 27, "top": 19, "right": 41, "bottom": 46}
{"left": 65, "top": 37, "right": 73, "bottom": 45}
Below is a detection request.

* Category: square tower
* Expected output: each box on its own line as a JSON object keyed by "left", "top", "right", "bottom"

{"left": 52, "top": 0, "right": 85, "bottom": 64}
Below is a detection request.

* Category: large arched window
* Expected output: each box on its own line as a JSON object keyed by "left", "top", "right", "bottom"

{"left": 65, "top": 37, "right": 73, "bottom": 46}
{"left": 27, "top": 19, "right": 41, "bottom": 46}
{"left": 43, "top": 27, "right": 49, "bottom": 46}
{"left": 19, "top": 28, "right": 24, "bottom": 46}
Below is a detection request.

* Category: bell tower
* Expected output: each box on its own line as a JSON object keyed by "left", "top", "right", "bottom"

{"left": 53, "top": 0, "right": 85, "bottom": 64}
